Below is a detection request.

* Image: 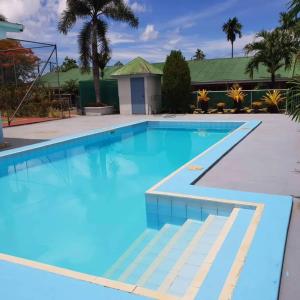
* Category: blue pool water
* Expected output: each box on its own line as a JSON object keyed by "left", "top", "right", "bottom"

{"left": 0, "top": 123, "right": 234, "bottom": 276}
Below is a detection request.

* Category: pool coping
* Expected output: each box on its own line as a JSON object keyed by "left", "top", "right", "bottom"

{"left": 0, "top": 119, "right": 292, "bottom": 300}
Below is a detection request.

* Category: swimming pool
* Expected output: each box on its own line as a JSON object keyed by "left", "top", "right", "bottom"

{"left": 0, "top": 122, "right": 237, "bottom": 275}
{"left": 0, "top": 120, "right": 292, "bottom": 300}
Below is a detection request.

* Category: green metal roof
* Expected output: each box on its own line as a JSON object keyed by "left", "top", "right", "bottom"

{"left": 111, "top": 57, "right": 163, "bottom": 76}
{"left": 41, "top": 65, "right": 122, "bottom": 88}
{"left": 154, "top": 56, "right": 300, "bottom": 84}
{"left": 42, "top": 56, "right": 300, "bottom": 88}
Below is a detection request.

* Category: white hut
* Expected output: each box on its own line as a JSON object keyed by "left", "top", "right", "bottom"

{"left": 112, "top": 57, "right": 162, "bottom": 115}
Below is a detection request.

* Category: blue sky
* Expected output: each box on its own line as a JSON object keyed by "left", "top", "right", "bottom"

{"left": 0, "top": 0, "right": 289, "bottom": 64}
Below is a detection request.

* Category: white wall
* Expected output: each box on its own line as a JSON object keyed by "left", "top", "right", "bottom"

{"left": 145, "top": 76, "right": 162, "bottom": 114}
{"left": 117, "top": 77, "right": 132, "bottom": 115}
{"left": 117, "top": 75, "right": 162, "bottom": 115}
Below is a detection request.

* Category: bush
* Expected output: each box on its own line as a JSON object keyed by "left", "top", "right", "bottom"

{"left": 162, "top": 50, "right": 192, "bottom": 113}
{"left": 0, "top": 84, "right": 51, "bottom": 117}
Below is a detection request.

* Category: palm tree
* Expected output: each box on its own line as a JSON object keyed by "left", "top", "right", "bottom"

{"left": 192, "top": 49, "right": 205, "bottom": 60}
{"left": 288, "top": 0, "right": 300, "bottom": 18}
{"left": 58, "top": 0, "right": 139, "bottom": 104}
{"left": 285, "top": 1, "right": 300, "bottom": 75}
{"left": 244, "top": 29, "right": 299, "bottom": 88}
{"left": 287, "top": 78, "right": 300, "bottom": 122}
{"left": 98, "top": 48, "right": 111, "bottom": 79}
{"left": 279, "top": 12, "right": 297, "bottom": 30}
{"left": 222, "top": 17, "right": 242, "bottom": 58}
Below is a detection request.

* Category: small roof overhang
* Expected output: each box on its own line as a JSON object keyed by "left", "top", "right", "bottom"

{"left": 0, "top": 21, "right": 24, "bottom": 39}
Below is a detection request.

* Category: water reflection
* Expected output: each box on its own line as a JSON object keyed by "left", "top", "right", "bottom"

{"left": 0, "top": 126, "right": 230, "bottom": 276}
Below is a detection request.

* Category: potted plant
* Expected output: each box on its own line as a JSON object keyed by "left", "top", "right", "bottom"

{"left": 252, "top": 101, "right": 263, "bottom": 113}
{"left": 197, "top": 89, "right": 210, "bottom": 113}
{"left": 217, "top": 102, "right": 226, "bottom": 113}
{"left": 262, "top": 90, "right": 285, "bottom": 113}
{"left": 226, "top": 84, "right": 247, "bottom": 113}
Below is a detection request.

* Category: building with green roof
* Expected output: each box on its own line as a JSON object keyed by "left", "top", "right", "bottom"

{"left": 154, "top": 56, "right": 300, "bottom": 90}
{"left": 112, "top": 57, "right": 162, "bottom": 114}
{"left": 112, "top": 56, "right": 162, "bottom": 77}
{"left": 43, "top": 56, "right": 299, "bottom": 91}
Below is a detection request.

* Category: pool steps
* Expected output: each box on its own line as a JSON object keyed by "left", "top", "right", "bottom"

{"left": 119, "top": 224, "right": 179, "bottom": 283}
{"left": 104, "top": 228, "right": 157, "bottom": 279}
{"left": 195, "top": 208, "right": 255, "bottom": 300}
{"left": 158, "top": 215, "right": 229, "bottom": 297}
{"left": 105, "top": 207, "right": 246, "bottom": 299}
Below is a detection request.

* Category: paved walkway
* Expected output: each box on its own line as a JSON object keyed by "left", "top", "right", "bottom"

{"left": 2, "top": 114, "right": 300, "bottom": 300}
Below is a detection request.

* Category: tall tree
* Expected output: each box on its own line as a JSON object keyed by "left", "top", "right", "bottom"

{"left": 222, "top": 17, "right": 242, "bottom": 58}
{"left": 244, "top": 29, "right": 299, "bottom": 88}
{"left": 287, "top": 78, "right": 300, "bottom": 122}
{"left": 279, "top": 12, "right": 297, "bottom": 30}
{"left": 58, "top": 0, "right": 138, "bottom": 104}
{"left": 288, "top": 0, "right": 300, "bottom": 18}
{"left": 60, "top": 56, "right": 78, "bottom": 72}
{"left": 162, "top": 50, "right": 191, "bottom": 113}
{"left": 98, "top": 48, "right": 111, "bottom": 79}
{"left": 192, "top": 49, "right": 205, "bottom": 61}
{"left": 0, "top": 39, "right": 39, "bottom": 84}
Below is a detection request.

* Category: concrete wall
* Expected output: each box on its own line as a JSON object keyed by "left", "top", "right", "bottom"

{"left": 117, "top": 77, "right": 132, "bottom": 115}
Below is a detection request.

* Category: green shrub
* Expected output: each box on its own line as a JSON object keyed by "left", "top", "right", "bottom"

{"left": 162, "top": 50, "right": 192, "bottom": 113}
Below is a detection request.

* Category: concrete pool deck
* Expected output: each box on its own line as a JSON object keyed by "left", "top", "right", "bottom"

{"left": 2, "top": 113, "right": 300, "bottom": 300}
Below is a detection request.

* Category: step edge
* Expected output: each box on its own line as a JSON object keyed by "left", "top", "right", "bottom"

{"left": 183, "top": 207, "right": 240, "bottom": 300}
{"left": 104, "top": 229, "right": 157, "bottom": 278}
{"left": 136, "top": 219, "right": 201, "bottom": 286}
{"left": 118, "top": 223, "right": 176, "bottom": 282}
{"left": 158, "top": 215, "right": 217, "bottom": 293}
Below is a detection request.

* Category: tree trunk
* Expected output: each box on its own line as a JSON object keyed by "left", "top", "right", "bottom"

{"left": 92, "top": 23, "right": 101, "bottom": 104}
{"left": 271, "top": 72, "right": 276, "bottom": 89}
{"left": 231, "top": 41, "right": 234, "bottom": 58}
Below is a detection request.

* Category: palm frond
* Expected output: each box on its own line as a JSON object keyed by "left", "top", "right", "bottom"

{"left": 244, "top": 29, "right": 299, "bottom": 83}
{"left": 78, "top": 21, "right": 92, "bottom": 72}
{"left": 287, "top": 78, "right": 300, "bottom": 122}
{"left": 68, "top": 0, "right": 91, "bottom": 16}
{"left": 58, "top": 9, "right": 77, "bottom": 34}
{"left": 288, "top": 0, "right": 300, "bottom": 18}
{"left": 102, "top": 0, "right": 139, "bottom": 27}
{"left": 58, "top": 0, "right": 90, "bottom": 34}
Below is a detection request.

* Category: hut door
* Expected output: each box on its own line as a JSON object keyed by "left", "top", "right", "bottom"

{"left": 131, "top": 77, "right": 146, "bottom": 114}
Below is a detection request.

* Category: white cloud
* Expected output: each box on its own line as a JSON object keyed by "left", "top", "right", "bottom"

{"left": 0, "top": 0, "right": 41, "bottom": 22}
{"left": 164, "top": 0, "right": 239, "bottom": 30}
{"left": 141, "top": 24, "right": 159, "bottom": 41}
{"left": 130, "top": 1, "right": 146, "bottom": 13}
{"left": 57, "top": 0, "right": 66, "bottom": 14}
{"left": 199, "top": 32, "right": 256, "bottom": 57}
{"left": 108, "top": 31, "right": 136, "bottom": 45}
{"left": 124, "top": 0, "right": 147, "bottom": 13}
